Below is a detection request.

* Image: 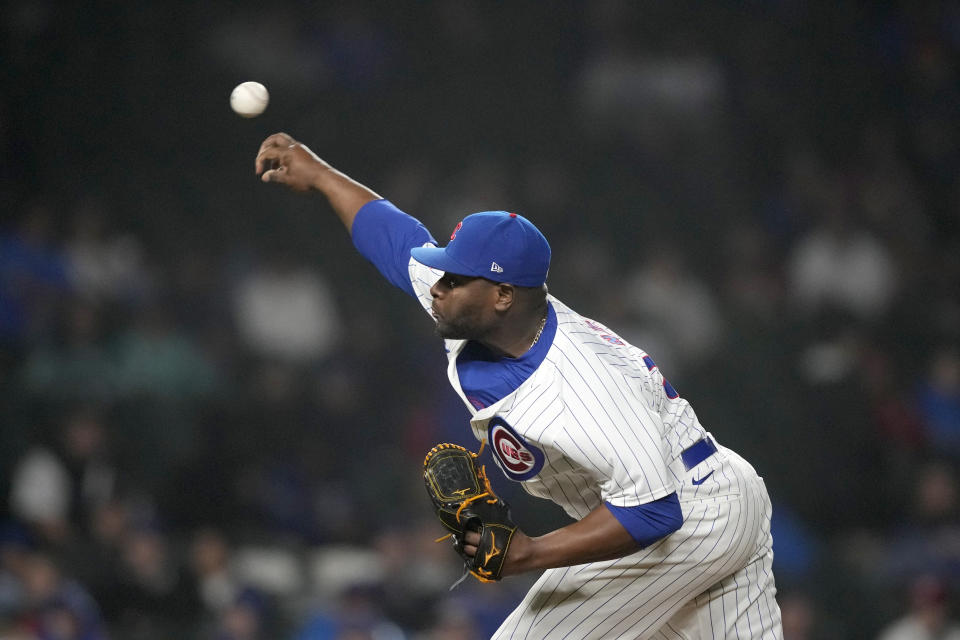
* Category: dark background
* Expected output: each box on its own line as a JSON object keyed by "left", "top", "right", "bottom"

{"left": 1, "top": 2, "right": 959, "bottom": 639}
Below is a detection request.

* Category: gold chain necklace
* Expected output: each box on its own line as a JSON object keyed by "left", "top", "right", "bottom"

{"left": 530, "top": 315, "right": 547, "bottom": 349}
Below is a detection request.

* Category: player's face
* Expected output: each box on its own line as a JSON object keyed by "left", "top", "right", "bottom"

{"left": 429, "top": 272, "right": 501, "bottom": 340}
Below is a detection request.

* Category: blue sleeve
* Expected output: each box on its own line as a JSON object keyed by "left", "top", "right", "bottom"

{"left": 604, "top": 492, "right": 683, "bottom": 548}
{"left": 350, "top": 199, "right": 437, "bottom": 297}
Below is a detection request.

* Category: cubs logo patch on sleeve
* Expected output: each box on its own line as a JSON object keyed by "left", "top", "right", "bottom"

{"left": 487, "top": 417, "right": 544, "bottom": 481}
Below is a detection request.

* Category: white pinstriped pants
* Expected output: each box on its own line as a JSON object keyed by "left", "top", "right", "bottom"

{"left": 492, "top": 449, "right": 784, "bottom": 639}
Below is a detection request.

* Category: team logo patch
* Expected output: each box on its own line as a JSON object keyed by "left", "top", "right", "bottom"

{"left": 450, "top": 221, "right": 463, "bottom": 240}
{"left": 487, "top": 417, "right": 544, "bottom": 481}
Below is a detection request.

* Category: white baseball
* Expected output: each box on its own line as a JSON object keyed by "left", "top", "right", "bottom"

{"left": 230, "top": 81, "right": 269, "bottom": 118}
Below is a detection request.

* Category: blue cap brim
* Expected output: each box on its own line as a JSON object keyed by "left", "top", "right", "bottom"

{"left": 410, "top": 246, "right": 480, "bottom": 277}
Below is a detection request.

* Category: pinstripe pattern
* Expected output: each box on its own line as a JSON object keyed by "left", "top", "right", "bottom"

{"left": 491, "top": 454, "right": 782, "bottom": 639}
{"left": 406, "top": 257, "right": 782, "bottom": 638}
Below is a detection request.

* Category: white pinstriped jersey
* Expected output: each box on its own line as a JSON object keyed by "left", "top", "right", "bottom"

{"left": 408, "top": 250, "right": 783, "bottom": 639}
{"left": 409, "top": 255, "right": 707, "bottom": 518}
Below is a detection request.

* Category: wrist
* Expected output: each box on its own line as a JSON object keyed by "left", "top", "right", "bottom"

{"left": 504, "top": 531, "right": 537, "bottom": 576}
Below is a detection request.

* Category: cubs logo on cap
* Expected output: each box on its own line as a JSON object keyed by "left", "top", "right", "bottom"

{"left": 411, "top": 211, "right": 550, "bottom": 287}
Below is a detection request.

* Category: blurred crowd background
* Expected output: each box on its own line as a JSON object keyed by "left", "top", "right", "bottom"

{"left": 2, "top": 1, "right": 959, "bottom": 639}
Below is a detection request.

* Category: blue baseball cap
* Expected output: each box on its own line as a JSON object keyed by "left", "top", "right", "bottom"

{"left": 411, "top": 211, "right": 551, "bottom": 287}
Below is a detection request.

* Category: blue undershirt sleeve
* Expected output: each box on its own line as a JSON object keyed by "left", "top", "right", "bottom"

{"left": 604, "top": 492, "right": 683, "bottom": 548}
{"left": 350, "top": 199, "right": 437, "bottom": 297}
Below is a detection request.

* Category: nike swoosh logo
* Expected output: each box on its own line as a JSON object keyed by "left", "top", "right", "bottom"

{"left": 691, "top": 471, "right": 714, "bottom": 485}
{"left": 483, "top": 531, "right": 501, "bottom": 565}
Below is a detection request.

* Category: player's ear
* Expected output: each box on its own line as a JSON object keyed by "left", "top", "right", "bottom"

{"left": 494, "top": 283, "right": 515, "bottom": 311}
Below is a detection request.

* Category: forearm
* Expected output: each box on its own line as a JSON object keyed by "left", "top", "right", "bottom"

{"left": 311, "top": 164, "right": 382, "bottom": 235}
{"left": 255, "top": 133, "right": 382, "bottom": 234}
{"left": 504, "top": 503, "right": 640, "bottom": 575}
{"left": 256, "top": 133, "right": 434, "bottom": 297}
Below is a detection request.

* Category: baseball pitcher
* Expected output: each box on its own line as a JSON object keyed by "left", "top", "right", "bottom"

{"left": 255, "top": 133, "right": 784, "bottom": 639}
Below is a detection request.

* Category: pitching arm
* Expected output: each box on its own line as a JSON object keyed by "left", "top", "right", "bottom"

{"left": 255, "top": 133, "right": 439, "bottom": 298}
{"left": 255, "top": 132, "right": 381, "bottom": 233}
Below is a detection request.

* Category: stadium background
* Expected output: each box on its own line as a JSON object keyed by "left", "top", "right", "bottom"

{"left": 1, "top": 1, "right": 958, "bottom": 638}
